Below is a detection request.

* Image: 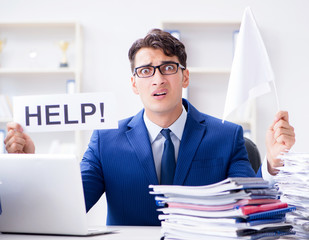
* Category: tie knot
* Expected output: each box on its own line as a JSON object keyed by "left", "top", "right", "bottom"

{"left": 161, "top": 128, "right": 171, "bottom": 140}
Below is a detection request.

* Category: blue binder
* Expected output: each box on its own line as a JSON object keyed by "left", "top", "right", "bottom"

{"left": 237, "top": 217, "right": 286, "bottom": 226}
{"left": 245, "top": 206, "right": 296, "bottom": 221}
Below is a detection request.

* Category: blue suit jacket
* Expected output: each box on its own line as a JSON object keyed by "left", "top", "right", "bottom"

{"left": 80, "top": 99, "right": 260, "bottom": 226}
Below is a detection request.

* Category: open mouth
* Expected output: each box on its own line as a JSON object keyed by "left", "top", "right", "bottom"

{"left": 154, "top": 92, "right": 167, "bottom": 96}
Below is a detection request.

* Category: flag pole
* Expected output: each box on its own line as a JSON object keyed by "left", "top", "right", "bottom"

{"left": 272, "top": 80, "right": 280, "bottom": 112}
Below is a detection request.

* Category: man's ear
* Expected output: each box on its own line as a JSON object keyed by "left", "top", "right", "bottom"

{"left": 131, "top": 76, "right": 139, "bottom": 95}
{"left": 182, "top": 69, "right": 189, "bottom": 88}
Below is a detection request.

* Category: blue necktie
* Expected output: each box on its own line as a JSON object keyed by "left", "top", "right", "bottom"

{"left": 160, "top": 129, "right": 176, "bottom": 185}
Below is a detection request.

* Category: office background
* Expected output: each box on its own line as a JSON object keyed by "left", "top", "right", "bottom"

{"left": 0, "top": 0, "right": 308, "bottom": 224}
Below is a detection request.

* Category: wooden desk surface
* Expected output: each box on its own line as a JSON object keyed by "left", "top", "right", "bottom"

{"left": 0, "top": 226, "right": 162, "bottom": 240}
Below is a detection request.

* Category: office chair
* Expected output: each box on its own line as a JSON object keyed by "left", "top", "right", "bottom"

{"left": 244, "top": 137, "right": 261, "bottom": 173}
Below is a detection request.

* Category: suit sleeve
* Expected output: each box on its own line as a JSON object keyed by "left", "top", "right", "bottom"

{"left": 227, "top": 125, "right": 257, "bottom": 178}
{"left": 80, "top": 130, "right": 105, "bottom": 212}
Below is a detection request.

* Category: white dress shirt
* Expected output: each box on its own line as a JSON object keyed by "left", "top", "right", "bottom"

{"left": 261, "top": 156, "right": 275, "bottom": 185}
{"left": 143, "top": 106, "right": 187, "bottom": 182}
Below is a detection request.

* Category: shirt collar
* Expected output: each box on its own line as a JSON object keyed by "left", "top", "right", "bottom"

{"left": 144, "top": 105, "right": 187, "bottom": 143}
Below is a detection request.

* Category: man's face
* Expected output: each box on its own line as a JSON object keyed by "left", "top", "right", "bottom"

{"left": 131, "top": 47, "right": 189, "bottom": 121}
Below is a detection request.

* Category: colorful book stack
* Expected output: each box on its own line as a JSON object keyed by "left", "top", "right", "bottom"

{"left": 275, "top": 152, "right": 309, "bottom": 239}
{"left": 150, "top": 177, "right": 296, "bottom": 240}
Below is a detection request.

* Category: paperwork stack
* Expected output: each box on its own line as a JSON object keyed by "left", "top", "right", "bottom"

{"left": 150, "top": 177, "right": 296, "bottom": 240}
{"left": 0, "top": 182, "right": 1, "bottom": 215}
{"left": 274, "top": 152, "right": 309, "bottom": 239}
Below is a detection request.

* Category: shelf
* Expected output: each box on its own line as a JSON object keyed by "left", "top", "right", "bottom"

{"left": 227, "top": 119, "right": 252, "bottom": 126}
{"left": 162, "top": 20, "right": 240, "bottom": 28}
{"left": 0, "top": 21, "right": 83, "bottom": 158}
{"left": 0, "top": 68, "right": 77, "bottom": 75}
{"left": 188, "top": 67, "right": 231, "bottom": 74}
{"left": 0, "top": 117, "right": 12, "bottom": 123}
{"left": 0, "top": 21, "right": 82, "bottom": 80}
{"left": 0, "top": 21, "right": 79, "bottom": 28}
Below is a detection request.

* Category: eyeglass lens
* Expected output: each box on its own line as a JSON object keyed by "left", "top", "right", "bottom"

{"left": 136, "top": 63, "right": 179, "bottom": 78}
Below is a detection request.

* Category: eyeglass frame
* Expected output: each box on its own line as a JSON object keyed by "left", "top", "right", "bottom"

{"left": 133, "top": 61, "right": 186, "bottom": 78}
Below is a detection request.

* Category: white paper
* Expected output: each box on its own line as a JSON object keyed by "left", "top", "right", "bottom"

{"left": 274, "top": 151, "right": 309, "bottom": 236}
{"left": 13, "top": 92, "right": 119, "bottom": 132}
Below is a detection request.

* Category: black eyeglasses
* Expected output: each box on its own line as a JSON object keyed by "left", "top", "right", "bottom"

{"left": 133, "top": 62, "right": 185, "bottom": 78}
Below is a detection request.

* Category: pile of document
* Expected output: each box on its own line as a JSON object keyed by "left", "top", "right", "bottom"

{"left": 150, "top": 178, "right": 296, "bottom": 240}
{"left": 274, "top": 152, "right": 309, "bottom": 239}
{"left": 0, "top": 182, "right": 1, "bottom": 215}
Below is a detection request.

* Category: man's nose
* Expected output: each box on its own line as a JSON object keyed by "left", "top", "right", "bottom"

{"left": 152, "top": 69, "right": 166, "bottom": 85}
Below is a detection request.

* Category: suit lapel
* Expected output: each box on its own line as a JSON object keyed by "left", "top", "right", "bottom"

{"left": 173, "top": 100, "right": 207, "bottom": 185}
{"left": 126, "top": 110, "right": 159, "bottom": 185}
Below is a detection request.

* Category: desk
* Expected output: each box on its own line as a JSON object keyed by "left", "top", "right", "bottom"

{"left": 0, "top": 226, "right": 300, "bottom": 240}
{"left": 0, "top": 226, "right": 162, "bottom": 240}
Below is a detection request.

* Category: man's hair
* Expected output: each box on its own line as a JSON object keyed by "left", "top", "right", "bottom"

{"left": 128, "top": 28, "right": 187, "bottom": 73}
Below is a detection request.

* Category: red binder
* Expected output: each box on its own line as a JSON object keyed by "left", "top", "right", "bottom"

{"left": 240, "top": 202, "right": 288, "bottom": 215}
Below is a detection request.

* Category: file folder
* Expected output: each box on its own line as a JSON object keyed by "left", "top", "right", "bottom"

{"left": 245, "top": 206, "right": 296, "bottom": 221}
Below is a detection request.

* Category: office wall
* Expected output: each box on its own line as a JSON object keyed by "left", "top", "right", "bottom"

{"left": 1, "top": 0, "right": 308, "bottom": 224}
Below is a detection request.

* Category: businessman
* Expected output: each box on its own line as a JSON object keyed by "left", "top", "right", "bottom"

{"left": 5, "top": 29, "right": 295, "bottom": 226}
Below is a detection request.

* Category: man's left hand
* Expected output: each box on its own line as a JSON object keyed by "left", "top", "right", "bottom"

{"left": 266, "top": 111, "right": 295, "bottom": 175}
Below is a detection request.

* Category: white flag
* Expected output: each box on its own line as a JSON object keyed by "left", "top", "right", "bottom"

{"left": 222, "top": 7, "right": 278, "bottom": 122}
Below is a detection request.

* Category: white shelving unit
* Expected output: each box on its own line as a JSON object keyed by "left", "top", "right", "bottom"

{"left": 162, "top": 20, "right": 256, "bottom": 142}
{"left": 0, "top": 68, "right": 76, "bottom": 74}
{"left": 0, "top": 21, "right": 83, "bottom": 157}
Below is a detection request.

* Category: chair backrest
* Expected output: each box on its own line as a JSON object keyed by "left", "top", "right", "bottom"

{"left": 244, "top": 137, "right": 261, "bottom": 173}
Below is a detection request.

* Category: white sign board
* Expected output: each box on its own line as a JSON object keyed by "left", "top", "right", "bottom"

{"left": 13, "top": 92, "right": 118, "bottom": 132}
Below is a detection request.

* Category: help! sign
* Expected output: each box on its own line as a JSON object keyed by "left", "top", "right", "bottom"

{"left": 13, "top": 92, "right": 118, "bottom": 132}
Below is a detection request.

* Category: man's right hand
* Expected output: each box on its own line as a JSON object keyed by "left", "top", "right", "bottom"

{"left": 4, "top": 122, "right": 35, "bottom": 153}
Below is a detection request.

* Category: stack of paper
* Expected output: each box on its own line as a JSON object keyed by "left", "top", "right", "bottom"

{"left": 0, "top": 182, "right": 1, "bottom": 215}
{"left": 150, "top": 178, "right": 296, "bottom": 240}
{"left": 274, "top": 152, "right": 309, "bottom": 239}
